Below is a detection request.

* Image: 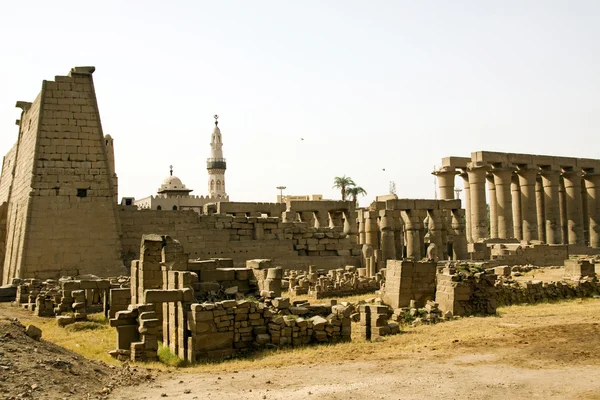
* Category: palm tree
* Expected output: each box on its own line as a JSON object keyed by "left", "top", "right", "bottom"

{"left": 332, "top": 175, "right": 356, "bottom": 200}
{"left": 346, "top": 186, "right": 367, "bottom": 206}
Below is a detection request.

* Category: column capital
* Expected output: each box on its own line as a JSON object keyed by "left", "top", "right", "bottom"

{"left": 516, "top": 164, "right": 538, "bottom": 174}
{"left": 466, "top": 163, "right": 488, "bottom": 184}
{"left": 466, "top": 161, "right": 489, "bottom": 171}
{"left": 561, "top": 168, "right": 583, "bottom": 179}
{"left": 432, "top": 166, "right": 458, "bottom": 177}
{"left": 539, "top": 166, "right": 561, "bottom": 177}
{"left": 583, "top": 170, "right": 600, "bottom": 180}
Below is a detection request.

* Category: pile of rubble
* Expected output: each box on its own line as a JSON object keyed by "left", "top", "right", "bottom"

{"left": 10, "top": 276, "right": 130, "bottom": 325}
{"left": 284, "top": 265, "right": 383, "bottom": 299}
{"left": 391, "top": 300, "right": 453, "bottom": 326}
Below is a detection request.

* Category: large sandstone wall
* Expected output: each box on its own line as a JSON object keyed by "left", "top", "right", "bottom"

{"left": 0, "top": 143, "right": 18, "bottom": 204}
{"left": 119, "top": 208, "right": 360, "bottom": 271}
{"left": 1, "top": 67, "right": 124, "bottom": 283}
{"left": 2, "top": 95, "right": 42, "bottom": 284}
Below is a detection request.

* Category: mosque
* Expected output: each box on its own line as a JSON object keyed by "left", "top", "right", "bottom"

{"left": 133, "top": 115, "right": 229, "bottom": 212}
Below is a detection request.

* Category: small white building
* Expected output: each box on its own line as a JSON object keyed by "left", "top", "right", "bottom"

{"left": 134, "top": 116, "right": 229, "bottom": 211}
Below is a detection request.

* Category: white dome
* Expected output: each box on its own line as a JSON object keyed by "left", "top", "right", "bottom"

{"left": 158, "top": 175, "right": 192, "bottom": 193}
{"left": 162, "top": 176, "right": 184, "bottom": 188}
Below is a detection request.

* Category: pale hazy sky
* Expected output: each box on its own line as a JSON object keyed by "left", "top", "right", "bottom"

{"left": 0, "top": 1, "right": 598, "bottom": 206}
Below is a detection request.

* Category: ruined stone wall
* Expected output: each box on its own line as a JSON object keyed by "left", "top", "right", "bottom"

{"left": 0, "top": 143, "right": 18, "bottom": 204}
{"left": 119, "top": 208, "right": 360, "bottom": 270}
{"left": 436, "top": 264, "right": 599, "bottom": 317}
{"left": 382, "top": 260, "right": 437, "bottom": 309}
{"left": 487, "top": 243, "right": 569, "bottom": 267}
{"left": 1, "top": 67, "right": 124, "bottom": 283}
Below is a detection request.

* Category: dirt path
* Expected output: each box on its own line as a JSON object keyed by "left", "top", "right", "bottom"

{"left": 112, "top": 354, "right": 600, "bottom": 400}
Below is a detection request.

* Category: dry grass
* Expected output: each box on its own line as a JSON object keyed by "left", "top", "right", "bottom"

{"left": 177, "top": 297, "right": 600, "bottom": 373}
{"left": 6, "top": 297, "right": 599, "bottom": 374}
{"left": 512, "top": 266, "right": 566, "bottom": 283}
{"left": 15, "top": 311, "right": 119, "bottom": 366}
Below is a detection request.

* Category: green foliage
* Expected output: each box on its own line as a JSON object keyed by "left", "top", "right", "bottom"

{"left": 157, "top": 343, "right": 187, "bottom": 367}
{"left": 456, "top": 263, "right": 486, "bottom": 276}
{"left": 332, "top": 175, "right": 356, "bottom": 200}
{"left": 244, "top": 295, "right": 260, "bottom": 304}
{"left": 346, "top": 186, "right": 368, "bottom": 205}
{"left": 64, "top": 321, "right": 105, "bottom": 332}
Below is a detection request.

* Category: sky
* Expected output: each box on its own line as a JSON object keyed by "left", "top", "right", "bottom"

{"left": 0, "top": 1, "right": 598, "bottom": 207}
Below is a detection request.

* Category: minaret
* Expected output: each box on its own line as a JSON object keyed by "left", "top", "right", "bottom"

{"left": 207, "top": 114, "right": 227, "bottom": 197}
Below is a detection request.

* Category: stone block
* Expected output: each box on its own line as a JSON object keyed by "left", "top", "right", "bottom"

{"left": 194, "top": 331, "right": 234, "bottom": 351}
{"left": 116, "top": 324, "right": 138, "bottom": 350}
{"left": 246, "top": 259, "right": 272, "bottom": 269}
{"left": 144, "top": 289, "right": 181, "bottom": 303}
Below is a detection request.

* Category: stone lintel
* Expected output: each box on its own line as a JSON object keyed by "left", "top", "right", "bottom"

{"left": 439, "top": 199, "right": 462, "bottom": 210}
{"left": 577, "top": 158, "right": 600, "bottom": 170}
{"left": 442, "top": 156, "right": 470, "bottom": 169}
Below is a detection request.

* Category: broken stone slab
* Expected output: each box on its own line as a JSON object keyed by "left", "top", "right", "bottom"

{"left": 25, "top": 325, "right": 42, "bottom": 340}
{"left": 272, "top": 297, "right": 290, "bottom": 309}
{"left": 224, "top": 286, "right": 238, "bottom": 295}
{"left": 255, "top": 334, "right": 270, "bottom": 345}
{"left": 309, "top": 316, "right": 328, "bottom": 331}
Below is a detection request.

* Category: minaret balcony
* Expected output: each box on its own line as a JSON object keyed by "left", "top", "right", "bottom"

{"left": 207, "top": 158, "right": 227, "bottom": 170}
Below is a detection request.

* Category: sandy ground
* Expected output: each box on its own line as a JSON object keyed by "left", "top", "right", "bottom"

{"left": 3, "top": 297, "right": 600, "bottom": 400}
{"left": 112, "top": 353, "right": 600, "bottom": 400}
{"left": 112, "top": 299, "right": 600, "bottom": 400}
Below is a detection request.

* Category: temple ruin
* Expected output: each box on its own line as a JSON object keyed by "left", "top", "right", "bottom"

{"left": 1, "top": 66, "right": 600, "bottom": 365}
{"left": 434, "top": 151, "right": 600, "bottom": 249}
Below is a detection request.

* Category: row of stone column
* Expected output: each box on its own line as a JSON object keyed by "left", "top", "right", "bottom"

{"left": 282, "top": 209, "right": 358, "bottom": 238}
{"left": 358, "top": 208, "right": 468, "bottom": 266}
{"left": 435, "top": 164, "right": 600, "bottom": 248}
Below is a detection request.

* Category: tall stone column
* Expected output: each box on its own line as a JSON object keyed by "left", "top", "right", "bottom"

{"left": 486, "top": 173, "right": 498, "bottom": 238}
{"left": 540, "top": 168, "right": 561, "bottom": 244}
{"left": 582, "top": 178, "right": 590, "bottom": 245}
{"left": 492, "top": 167, "right": 514, "bottom": 239}
{"left": 417, "top": 210, "right": 427, "bottom": 258}
{"left": 511, "top": 175, "right": 523, "bottom": 240}
{"left": 392, "top": 211, "right": 405, "bottom": 259}
{"left": 558, "top": 177, "right": 568, "bottom": 243}
{"left": 343, "top": 209, "right": 358, "bottom": 244}
{"left": 329, "top": 210, "right": 344, "bottom": 230}
{"left": 584, "top": 172, "right": 600, "bottom": 248}
{"left": 467, "top": 164, "right": 488, "bottom": 242}
{"left": 427, "top": 209, "right": 443, "bottom": 260}
{"left": 535, "top": 178, "right": 546, "bottom": 242}
{"left": 562, "top": 169, "right": 585, "bottom": 245}
{"left": 379, "top": 211, "right": 396, "bottom": 261}
{"left": 357, "top": 210, "right": 366, "bottom": 245}
{"left": 516, "top": 166, "right": 538, "bottom": 242}
{"left": 314, "top": 210, "right": 329, "bottom": 229}
{"left": 440, "top": 210, "right": 450, "bottom": 260}
{"left": 364, "top": 211, "right": 380, "bottom": 250}
{"left": 434, "top": 167, "right": 458, "bottom": 200}
{"left": 402, "top": 210, "right": 421, "bottom": 260}
{"left": 300, "top": 211, "right": 315, "bottom": 229}
{"left": 451, "top": 209, "right": 468, "bottom": 260}
{"left": 459, "top": 171, "right": 472, "bottom": 243}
